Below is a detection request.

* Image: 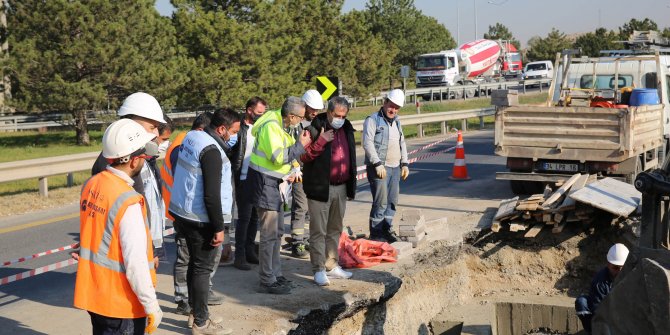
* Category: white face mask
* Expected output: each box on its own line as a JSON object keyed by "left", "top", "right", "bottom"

{"left": 157, "top": 140, "right": 170, "bottom": 154}
{"left": 330, "top": 118, "right": 345, "bottom": 129}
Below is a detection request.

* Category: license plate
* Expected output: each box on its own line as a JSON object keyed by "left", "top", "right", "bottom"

{"left": 543, "top": 162, "right": 579, "bottom": 172}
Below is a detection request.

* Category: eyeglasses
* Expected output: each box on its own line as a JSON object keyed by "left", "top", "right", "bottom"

{"left": 291, "top": 114, "right": 305, "bottom": 120}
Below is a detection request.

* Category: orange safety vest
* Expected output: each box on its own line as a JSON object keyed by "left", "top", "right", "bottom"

{"left": 74, "top": 170, "right": 157, "bottom": 318}
{"left": 160, "top": 132, "right": 186, "bottom": 221}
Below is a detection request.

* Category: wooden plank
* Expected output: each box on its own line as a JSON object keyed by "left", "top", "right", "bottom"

{"left": 543, "top": 173, "right": 581, "bottom": 208}
{"left": 491, "top": 221, "right": 502, "bottom": 233}
{"left": 509, "top": 222, "right": 528, "bottom": 232}
{"left": 495, "top": 196, "right": 519, "bottom": 220}
{"left": 552, "top": 221, "right": 567, "bottom": 234}
{"left": 558, "top": 174, "right": 590, "bottom": 210}
{"left": 516, "top": 202, "right": 539, "bottom": 211}
{"left": 569, "top": 178, "right": 641, "bottom": 217}
{"left": 553, "top": 212, "right": 564, "bottom": 223}
{"left": 524, "top": 223, "right": 544, "bottom": 238}
{"left": 542, "top": 213, "right": 552, "bottom": 222}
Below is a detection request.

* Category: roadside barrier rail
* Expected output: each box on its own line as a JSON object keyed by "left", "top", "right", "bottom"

{"left": 0, "top": 108, "right": 494, "bottom": 197}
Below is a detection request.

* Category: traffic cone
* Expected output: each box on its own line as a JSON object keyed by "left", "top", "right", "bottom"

{"left": 449, "top": 130, "right": 471, "bottom": 181}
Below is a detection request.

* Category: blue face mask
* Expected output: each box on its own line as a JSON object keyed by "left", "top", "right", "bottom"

{"left": 226, "top": 133, "right": 238, "bottom": 147}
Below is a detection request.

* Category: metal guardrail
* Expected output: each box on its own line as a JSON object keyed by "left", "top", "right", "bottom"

{"left": 0, "top": 107, "right": 495, "bottom": 196}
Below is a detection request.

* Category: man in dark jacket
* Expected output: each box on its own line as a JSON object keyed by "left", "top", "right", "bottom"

{"left": 230, "top": 97, "right": 267, "bottom": 270}
{"left": 301, "top": 96, "right": 357, "bottom": 286}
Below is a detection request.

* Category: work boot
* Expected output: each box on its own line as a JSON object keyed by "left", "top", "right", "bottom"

{"left": 191, "top": 317, "right": 231, "bottom": 334}
{"left": 207, "top": 289, "right": 224, "bottom": 305}
{"left": 259, "top": 281, "right": 291, "bottom": 295}
{"left": 246, "top": 246, "right": 259, "bottom": 264}
{"left": 233, "top": 258, "right": 251, "bottom": 271}
{"left": 382, "top": 229, "right": 398, "bottom": 244}
{"left": 276, "top": 276, "right": 295, "bottom": 289}
{"left": 176, "top": 301, "right": 191, "bottom": 316}
{"left": 368, "top": 230, "right": 387, "bottom": 243}
{"left": 290, "top": 242, "right": 309, "bottom": 259}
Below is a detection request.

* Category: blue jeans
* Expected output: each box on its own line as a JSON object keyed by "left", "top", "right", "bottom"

{"left": 367, "top": 165, "right": 400, "bottom": 234}
{"left": 575, "top": 294, "right": 592, "bottom": 333}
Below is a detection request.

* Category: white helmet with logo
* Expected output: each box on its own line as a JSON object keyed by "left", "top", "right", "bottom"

{"left": 302, "top": 89, "right": 324, "bottom": 110}
{"left": 606, "top": 243, "right": 629, "bottom": 266}
{"left": 103, "top": 119, "right": 157, "bottom": 163}
{"left": 387, "top": 89, "right": 405, "bottom": 107}
{"left": 117, "top": 92, "right": 166, "bottom": 124}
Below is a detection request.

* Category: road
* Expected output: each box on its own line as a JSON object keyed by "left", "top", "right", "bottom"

{"left": 0, "top": 129, "right": 514, "bottom": 334}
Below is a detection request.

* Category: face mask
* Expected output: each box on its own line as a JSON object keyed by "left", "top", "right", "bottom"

{"left": 226, "top": 133, "right": 238, "bottom": 147}
{"left": 252, "top": 113, "right": 262, "bottom": 121}
{"left": 330, "top": 118, "right": 345, "bottom": 129}
{"left": 157, "top": 141, "right": 170, "bottom": 154}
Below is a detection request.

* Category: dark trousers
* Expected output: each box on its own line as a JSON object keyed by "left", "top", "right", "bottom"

{"left": 575, "top": 294, "right": 593, "bottom": 333}
{"left": 173, "top": 220, "right": 221, "bottom": 303}
{"left": 179, "top": 219, "right": 219, "bottom": 327}
{"left": 235, "top": 179, "right": 259, "bottom": 260}
{"left": 88, "top": 311, "right": 145, "bottom": 335}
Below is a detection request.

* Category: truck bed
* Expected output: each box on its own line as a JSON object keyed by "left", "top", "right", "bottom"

{"left": 494, "top": 104, "right": 664, "bottom": 162}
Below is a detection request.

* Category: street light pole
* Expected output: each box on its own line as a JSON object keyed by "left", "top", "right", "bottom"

{"left": 474, "top": 0, "right": 478, "bottom": 40}
{"left": 456, "top": 0, "right": 460, "bottom": 46}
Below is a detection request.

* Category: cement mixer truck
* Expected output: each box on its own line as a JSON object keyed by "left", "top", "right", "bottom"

{"left": 415, "top": 39, "right": 522, "bottom": 100}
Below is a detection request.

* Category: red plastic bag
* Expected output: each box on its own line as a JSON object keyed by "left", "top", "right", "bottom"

{"left": 338, "top": 232, "right": 398, "bottom": 268}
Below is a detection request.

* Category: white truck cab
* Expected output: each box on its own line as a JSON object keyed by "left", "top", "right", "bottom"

{"left": 415, "top": 51, "right": 459, "bottom": 87}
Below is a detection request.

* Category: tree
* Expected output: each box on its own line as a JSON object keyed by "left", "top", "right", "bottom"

{"left": 573, "top": 28, "right": 619, "bottom": 57}
{"left": 618, "top": 18, "right": 658, "bottom": 40}
{"left": 6, "top": 0, "right": 188, "bottom": 145}
{"left": 526, "top": 28, "right": 572, "bottom": 62}
{"left": 365, "top": 0, "right": 455, "bottom": 87}
{"left": 484, "top": 23, "right": 520, "bottom": 49}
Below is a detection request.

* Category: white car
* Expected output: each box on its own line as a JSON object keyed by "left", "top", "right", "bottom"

{"left": 522, "top": 60, "right": 554, "bottom": 85}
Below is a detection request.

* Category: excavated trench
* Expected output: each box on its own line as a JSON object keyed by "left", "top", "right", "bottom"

{"left": 288, "top": 221, "right": 630, "bottom": 335}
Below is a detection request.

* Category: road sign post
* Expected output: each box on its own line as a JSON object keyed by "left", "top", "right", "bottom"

{"left": 400, "top": 65, "right": 410, "bottom": 93}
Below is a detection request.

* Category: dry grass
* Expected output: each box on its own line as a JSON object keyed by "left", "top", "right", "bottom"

{"left": 0, "top": 186, "right": 80, "bottom": 217}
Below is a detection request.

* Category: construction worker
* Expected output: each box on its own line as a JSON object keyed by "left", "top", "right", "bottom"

{"left": 363, "top": 89, "right": 410, "bottom": 243}
{"left": 169, "top": 108, "right": 240, "bottom": 334}
{"left": 575, "top": 243, "right": 629, "bottom": 334}
{"left": 287, "top": 89, "right": 324, "bottom": 259}
{"left": 91, "top": 92, "right": 167, "bottom": 269}
{"left": 247, "top": 96, "right": 312, "bottom": 294}
{"left": 160, "top": 113, "right": 225, "bottom": 316}
{"left": 74, "top": 119, "right": 162, "bottom": 335}
{"left": 301, "top": 97, "right": 357, "bottom": 286}
{"left": 231, "top": 97, "right": 267, "bottom": 270}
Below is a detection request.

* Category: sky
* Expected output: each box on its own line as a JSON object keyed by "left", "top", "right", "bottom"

{"left": 155, "top": 0, "right": 669, "bottom": 47}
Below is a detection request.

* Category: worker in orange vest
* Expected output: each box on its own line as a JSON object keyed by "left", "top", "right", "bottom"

{"left": 74, "top": 119, "right": 162, "bottom": 334}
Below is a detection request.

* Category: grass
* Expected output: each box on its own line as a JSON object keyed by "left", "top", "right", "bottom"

{"left": 0, "top": 92, "right": 547, "bottom": 199}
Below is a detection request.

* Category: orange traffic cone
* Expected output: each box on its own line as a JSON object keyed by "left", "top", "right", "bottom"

{"left": 449, "top": 130, "right": 471, "bottom": 181}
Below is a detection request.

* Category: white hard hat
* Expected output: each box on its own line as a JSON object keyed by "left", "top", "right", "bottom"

{"left": 302, "top": 89, "right": 324, "bottom": 110}
{"left": 117, "top": 92, "right": 166, "bottom": 124}
{"left": 606, "top": 243, "right": 629, "bottom": 266}
{"left": 102, "top": 119, "right": 157, "bottom": 161}
{"left": 387, "top": 89, "right": 405, "bottom": 107}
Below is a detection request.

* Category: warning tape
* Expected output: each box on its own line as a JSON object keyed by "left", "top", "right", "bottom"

{"left": 356, "top": 145, "right": 456, "bottom": 181}
{"left": 2, "top": 242, "right": 79, "bottom": 267}
{"left": 0, "top": 258, "right": 78, "bottom": 285}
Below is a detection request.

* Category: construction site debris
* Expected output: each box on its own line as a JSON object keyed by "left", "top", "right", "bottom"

{"left": 491, "top": 174, "right": 640, "bottom": 237}
{"left": 399, "top": 209, "right": 428, "bottom": 247}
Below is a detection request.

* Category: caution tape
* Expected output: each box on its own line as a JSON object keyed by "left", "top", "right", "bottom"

{"left": 0, "top": 258, "right": 78, "bottom": 285}
{"left": 1, "top": 242, "right": 80, "bottom": 267}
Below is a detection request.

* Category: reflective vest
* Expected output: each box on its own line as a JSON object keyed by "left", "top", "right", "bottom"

{"left": 74, "top": 170, "right": 156, "bottom": 318}
{"left": 169, "top": 130, "right": 233, "bottom": 223}
{"left": 249, "top": 110, "right": 296, "bottom": 178}
{"left": 160, "top": 132, "right": 187, "bottom": 221}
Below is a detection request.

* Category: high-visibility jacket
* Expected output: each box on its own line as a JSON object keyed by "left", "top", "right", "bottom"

{"left": 160, "top": 132, "right": 187, "bottom": 221}
{"left": 74, "top": 170, "right": 156, "bottom": 318}
{"left": 169, "top": 130, "right": 233, "bottom": 223}
{"left": 249, "top": 110, "right": 296, "bottom": 178}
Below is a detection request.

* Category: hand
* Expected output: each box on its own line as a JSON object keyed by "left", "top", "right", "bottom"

{"left": 401, "top": 166, "right": 409, "bottom": 180}
{"left": 153, "top": 256, "right": 159, "bottom": 270}
{"left": 211, "top": 231, "right": 224, "bottom": 247}
{"left": 70, "top": 251, "right": 80, "bottom": 261}
{"left": 145, "top": 305, "right": 163, "bottom": 334}
{"left": 375, "top": 165, "right": 387, "bottom": 179}
{"left": 295, "top": 173, "right": 303, "bottom": 183}
{"left": 299, "top": 130, "right": 312, "bottom": 147}
{"left": 319, "top": 128, "right": 335, "bottom": 143}
{"left": 287, "top": 175, "right": 296, "bottom": 183}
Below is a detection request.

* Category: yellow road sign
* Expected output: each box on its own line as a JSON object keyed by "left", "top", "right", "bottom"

{"left": 316, "top": 76, "right": 338, "bottom": 100}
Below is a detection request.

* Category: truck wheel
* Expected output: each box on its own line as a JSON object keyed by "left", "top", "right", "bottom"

{"left": 625, "top": 158, "right": 643, "bottom": 185}
{"left": 510, "top": 180, "right": 527, "bottom": 195}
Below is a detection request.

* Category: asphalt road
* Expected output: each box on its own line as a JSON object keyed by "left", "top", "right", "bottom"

{"left": 0, "top": 129, "right": 514, "bottom": 333}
